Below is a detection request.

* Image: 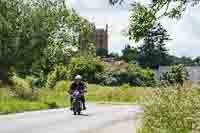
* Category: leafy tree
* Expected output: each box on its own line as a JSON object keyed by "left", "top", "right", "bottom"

{"left": 68, "top": 56, "right": 104, "bottom": 82}
{"left": 96, "top": 48, "right": 108, "bottom": 57}
{"left": 108, "top": 52, "right": 119, "bottom": 58}
{"left": 167, "top": 56, "right": 195, "bottom": 66}
{"left": 0, "top": 0, "right": 94, "bottom": 83}
{"left": 137, "top": 23, "right": 170, "bottom": 69}
{"left": 194, "top": 56, "right": 200, "bottom": 65}
{"left": 0, "top": 0, "right": 40, "bottom": 83}
{"left": 177, "top": 56, "right": 194, "bottom": 65}
{"left": 127, "top": 0, "right": 200, "bottom": 42}
{"left": 121, "top": 45, "right": 138, "bottom": 63}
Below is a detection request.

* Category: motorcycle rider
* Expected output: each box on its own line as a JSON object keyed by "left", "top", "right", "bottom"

{"left": 68, "top": 75, "right": 87, "bottom": 110}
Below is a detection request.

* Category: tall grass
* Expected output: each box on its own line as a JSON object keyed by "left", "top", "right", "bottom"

{"left": 137, "top": 87, "right": 200, "bottom": 133}
{"left": 0, "top": 88, "right": 48, "bottom": 114}
{"left": 87, "top": 84, "right": 148, "bottom": 102}
{"left": 0, "top": 80, "right": 148, "bottom": 114}
{"left": 0, "top": 80, "right": 70, "bottom": 114}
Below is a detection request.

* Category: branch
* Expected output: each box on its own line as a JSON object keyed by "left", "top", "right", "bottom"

{"left": 157, "top": 1, "right": 171, "bottom": 19}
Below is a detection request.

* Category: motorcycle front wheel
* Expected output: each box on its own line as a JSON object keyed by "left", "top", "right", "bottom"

{"left": 73, "top": 111, "right": 77, "bottom": 115}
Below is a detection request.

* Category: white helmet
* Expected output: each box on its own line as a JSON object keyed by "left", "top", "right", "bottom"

{"left": 74, "top": 75, "right": 82, "bottom": 80}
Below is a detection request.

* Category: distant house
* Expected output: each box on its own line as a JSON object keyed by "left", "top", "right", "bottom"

{"left": 154, "top": 66, "right": 200, "bottom": 83}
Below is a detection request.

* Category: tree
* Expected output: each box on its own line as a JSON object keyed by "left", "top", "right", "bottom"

{"left": 0, "top": 0, "right": 37, "bottom": 83}
{"left": 137, "top": 23, "right": 171, "bottom": 69}
{"left": 127, "top": 0, "right": 200, "bottom": 42}
{"left": 109, "top": 0, "right": 124, "bottom": 5}
{"left": 0, "top": 0, "right": 95, "bottom": 83}
{"left": 108, "top": 52, "right": 119, "bottom": 58}
{"left": 96, "top": 48, "right": 108, "bottom": 57}
{"left": 121, "top": 45, "right": 138, "bottom": 63}
{"left": 178, "top": 56, "right": 194, "bottom": 65}
{"left": 68, "top": 55, "right": 104, "bottom": 82}
{"left": 194, "top": 56, "right": 200, "bottom": 65}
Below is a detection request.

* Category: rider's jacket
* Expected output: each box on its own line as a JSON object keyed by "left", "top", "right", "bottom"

{"left": 68, "top": 81, "right": 86, "bottom": 94}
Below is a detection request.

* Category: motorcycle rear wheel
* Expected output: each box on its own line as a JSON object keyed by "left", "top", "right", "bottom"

{"left": 78, "top": 111, "right": 81, "bottom": 115}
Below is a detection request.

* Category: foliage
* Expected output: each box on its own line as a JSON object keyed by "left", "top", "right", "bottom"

{"left": 96, "top": 48, "right": 108, "bottom": 57}
{"left": 95, "top": 63, "right": 155, "bottom": 86}
{"left": 122, "top": 45, "right": 138, "bottom": 62}
{"left": 107, "top": 52, "right": 120, "bottom": 60}
{"left": 128, "top": 0, "right": 199, "bottom": 42}
{"left": 138, "top": 88, "right": 200, "bottom": 133}
{"left": 68, "top": 56, "right": 104, "bottom": 82}
{"left": 121, "top": 24, "right": 172, "bottom": 69}
{"left": 0, "top": 0, "right": 94, "bottom": 83}
{"left": 10, "top": 75, "right": 33, "bottom": 100}
{"left": 109, "top": 0, "right": 124, "bottom": 5}
{"left": 46, "top": 64, "right": 69, "bottom": 88}
{"left": 161, "top": 64, "right": 189, "bottom": 86}
{"left": 137, "top": 23, "right": 170, "bottom": 69}
{"left": 127, "top": 64, "right": 155, "bottom": 86}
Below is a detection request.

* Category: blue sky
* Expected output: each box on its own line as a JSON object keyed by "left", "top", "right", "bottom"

{"left": 69, "top": 0, "right": 200, "bottom": 57}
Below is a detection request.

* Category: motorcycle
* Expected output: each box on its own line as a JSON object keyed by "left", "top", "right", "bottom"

{"left": 71, "top": 90, "right": 83, "bottom": 115}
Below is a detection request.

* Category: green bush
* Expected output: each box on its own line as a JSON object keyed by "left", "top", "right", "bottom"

{"left": 139, "top": 88, "right": 200, "bottom": 133}
{"left": 68, "top": 56, "right": 104, "bottom": 82}
{"left": 161, "top": 64, "right": 189, "bottom": 86}
{"left": 95, "top": 64, "right": 155, "bottom": 86}
{"left": 46, "top": 64, "right": 69, "bottom": 88}
{"left": 127, "top": 64, "right": 155, "bottom": 86}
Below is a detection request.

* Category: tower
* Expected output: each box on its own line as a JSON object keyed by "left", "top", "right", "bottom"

{"left": 79, "top": 24, "right": 109, "bottom": 54}
{"left": 95, "top": 25, "right": 108, "bottom": 51}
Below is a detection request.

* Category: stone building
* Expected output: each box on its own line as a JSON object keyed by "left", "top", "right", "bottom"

{"left": 79, "top": 24, "right": 108, "bottom": 53}
{"left": 95, "top": 24, "right": 108, "bottom": 51}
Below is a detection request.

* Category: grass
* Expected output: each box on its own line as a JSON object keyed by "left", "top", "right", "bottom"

{"left": 0, "top": 80, "right": 148, "bottom": 114}
{"left": 137, "top": 87, "right": 200, "bottom": 133}
{"left": 86, "top": 84, "right": 149, "bottom": 103}
{"left": 0, "top": 88, "right": 48, "bottom": 114}
{"left": 0, "top": 80, "right": 70, "bottom": 114}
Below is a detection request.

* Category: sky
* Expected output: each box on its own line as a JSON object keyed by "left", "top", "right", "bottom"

{"left": 68, "top": 0, "right": 200, "bottom": 58}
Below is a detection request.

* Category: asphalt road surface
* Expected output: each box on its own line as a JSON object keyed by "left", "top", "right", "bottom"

{"left": 0, "top": 103, "right": 143, "bottom": 133}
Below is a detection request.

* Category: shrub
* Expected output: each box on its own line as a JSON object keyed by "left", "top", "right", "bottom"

{"left": 46, "top": 64, "right": 69, "bottom": 88}
{"left": 68, "top": 56, "right": 104, "bottom": 82}
{"left": 161, "top": 64, "right": 189, "bottom": 86}
{"left": 96, "top": 64, "right": 155, "bottom": 86}
{"left": 127, "top": 64, "right": 155, "bottom": 86}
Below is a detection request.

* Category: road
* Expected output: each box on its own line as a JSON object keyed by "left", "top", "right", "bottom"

{"left": 0, "top": 103, "right": 143, "bottom": 133}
